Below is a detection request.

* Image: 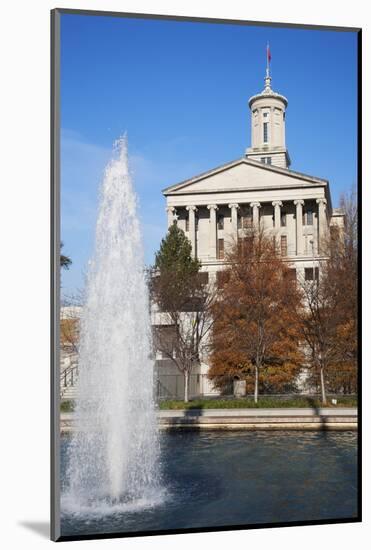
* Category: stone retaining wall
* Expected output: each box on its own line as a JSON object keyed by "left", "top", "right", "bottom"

{"left": 60, "top": 408, "right": 357, "bottom": 432}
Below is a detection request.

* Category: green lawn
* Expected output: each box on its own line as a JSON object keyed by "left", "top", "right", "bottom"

{"left": 158, "top": 396, "right": 357, "bottom": 410}
{"left": 61, "top": 395, "right": 357, "bottom": 412}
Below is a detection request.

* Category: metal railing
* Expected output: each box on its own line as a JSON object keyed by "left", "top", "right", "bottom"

{"left": 59, "top": 366, "right": 357, "bottom": 402}
{"left": 60, "top": 364, "right": 79, "bottom": 397}
{"left": 155, "top": 372, "right": 357, "bottom": 401}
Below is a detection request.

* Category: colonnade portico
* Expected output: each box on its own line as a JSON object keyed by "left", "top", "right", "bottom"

{"left": 166, "top": 197, "right": 328, "bottom": 261}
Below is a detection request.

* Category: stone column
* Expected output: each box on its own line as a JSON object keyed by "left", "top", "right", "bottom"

{"left": 316, "top": 198, "right": 327, "bottom": 254}
{"left": 228, "top": 203, "right": 239, "bottom": 239}
{"left": 166, "top": 206, "right": 176, "bottom": 228}
{"left": 250, "top": 202, "right": 261, "bottom": 229}
{"left": 207, "top": 204, "right": 218, "bottom": 259}
{"left": 294, "top": 199, "right": 305, "bottom": 256}
{"left": 272, "top": 200, "right": 283, "bottom": 229}
{"left": 186, "top": 205, "right": 197, "bottom": 257}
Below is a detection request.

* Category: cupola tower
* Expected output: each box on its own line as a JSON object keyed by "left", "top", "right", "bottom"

{"left": 245, "top": 45, "right": 291, "bottom": 168}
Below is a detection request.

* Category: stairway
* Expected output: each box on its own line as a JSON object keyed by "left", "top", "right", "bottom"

{"left": 60, "top": 364, "right": 78, "bottom": 400}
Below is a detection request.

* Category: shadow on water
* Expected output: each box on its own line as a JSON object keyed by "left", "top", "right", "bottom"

{"left": 18, "top": 521, "right": 49, "bottom": 539}
{"left": 165, "top": 404, "right": 205, "bottom": 432}
{"left": 305, "top": 397, "right": 329, "bottom": 434}
{"left": 164, "top": 398, "right": 337, "bottom": 433}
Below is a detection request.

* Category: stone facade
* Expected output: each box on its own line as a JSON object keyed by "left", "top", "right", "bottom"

{"left": 156, "top": 68, "right": 344, "bottom": 397}
{"left": 162, "top": 71, "right": 343, "bottom": 286}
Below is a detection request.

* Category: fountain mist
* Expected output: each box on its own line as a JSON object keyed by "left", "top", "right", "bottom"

{"left": 64, "top": 136, "right": 161, "bottom": 512}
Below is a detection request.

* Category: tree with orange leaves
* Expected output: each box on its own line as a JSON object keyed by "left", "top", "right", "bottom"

{"left": 209, "top": 228, "right": 304, "bottom": 402}
{"left": 299, "top": 189, "right": 358, "bottom": 402}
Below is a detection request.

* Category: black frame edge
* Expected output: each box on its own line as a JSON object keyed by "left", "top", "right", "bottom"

{"left": 51, "top": 7, "right": 61, "bottom": 543}
{"left": 50, "top": 8, "right": 362, "bottom": 542}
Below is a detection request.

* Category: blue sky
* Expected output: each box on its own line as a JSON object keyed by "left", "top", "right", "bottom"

{"left": 60, "top": 13, "right": 358, "bottom": 296}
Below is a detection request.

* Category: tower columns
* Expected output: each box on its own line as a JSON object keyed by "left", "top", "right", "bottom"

{"left": 272, "top": 200, "right": 283, "bottom": 229}
{"left": 294, "top": 199, "right": 305, "bottom": 256}
{"left": 186, "top": 205, "right": 197, "bottom": 257}
{"left": 250, "top": 202, "right": 261, "bottom": 229}
{"left": 207, "top": 205, "right": 218, "bottom": 260}
{"left": 166, "top": 206, "right": 177, "bottom": 227}
{"left": 228, "top": 203, "right": 239, "bottom": 240}
{"left": 316, "top": 198, "right": 328, "bottom": 254}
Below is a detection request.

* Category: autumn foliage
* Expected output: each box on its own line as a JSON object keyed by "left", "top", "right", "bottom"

{"left": 209, "top": 229, "right": 304, "bottom": 402}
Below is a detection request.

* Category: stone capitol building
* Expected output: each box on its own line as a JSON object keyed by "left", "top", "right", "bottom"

{"left": 154, "top": 65, "right": 344, "bottom": 399}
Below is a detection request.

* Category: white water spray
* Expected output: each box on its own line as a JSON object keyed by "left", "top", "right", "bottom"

{"left": 64, "top": 136, "right": 161, "bottom": 511}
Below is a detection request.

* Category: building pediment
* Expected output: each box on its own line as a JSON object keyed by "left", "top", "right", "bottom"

{"left": 162, "top": 157, "right": 328, "bottom": 196}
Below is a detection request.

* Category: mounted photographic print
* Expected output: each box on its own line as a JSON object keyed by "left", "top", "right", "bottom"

{"left": 51, "top": 8, "right": 361, "bottom": 542}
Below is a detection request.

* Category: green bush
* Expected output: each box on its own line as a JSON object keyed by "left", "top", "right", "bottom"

{"left": 158, "top": 395, "right": 357, "bottom": 410}
{"left": 60, "top": 400, "right": 75, "bottom": 412}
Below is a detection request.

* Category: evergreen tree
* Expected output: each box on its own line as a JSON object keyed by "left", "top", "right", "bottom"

{"left": 152, "top": 223, "right": 216, "bottom": 402}
{"left": 153, "top": 224, "right": 201, "bottom": 313}
{"left": 154, "top": 223, "right": 200, "bottom": 276}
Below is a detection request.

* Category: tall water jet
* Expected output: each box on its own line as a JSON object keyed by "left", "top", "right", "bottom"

{"left": 64, "top": 136, "right": 161, "bottom": 512}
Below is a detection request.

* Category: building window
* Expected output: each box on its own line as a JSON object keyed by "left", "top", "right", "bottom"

{"left": 263, "top": 122, "right": 268, "bottom": 143}
{"left": 197, "top": 272, "right": 209, "bottom": 285}
{"left": 216, "top": 270, "right": 230, "bottom": 289}
{"left": 195, "top": 215, "right": 199, "bottom": 231}
{"left": 238, "top": 208, "right": 252, "bottom": 229}
{"left": 238, "top": 236, "right": 253, "bottom": 254}
{"left": 185, "top": 215, "right": 189, "bottom": 232}
{"left": 280, "top": 211, "right": 287, "bottom": 227}
{"left": 263, "top": 112, "right": 268, "bottom": 118}
{"left": 281, "top": 235, "right": 287, "bottom": 256}
{"left": 243, "top": 207, "right": 253, "bottom": 229}
{"left": 217, "top": 238, "right": 224, "bottom": 260}
{"left": 261, "top": 157, "right": 272, "bottom": 165}
{"left": 305, "top": 267, "right": 319, "bottom": 281}
{"left": 303, "top": 209, "right": 313, "bottom": 226}
{"left": 217, "top": 215, "right": 224, "bottom": 230}
{"left": 243, "top": 215, "right": 253, "bottom": 229}
{"left": 284, "top": 268, "right": 296, "bottom": 284}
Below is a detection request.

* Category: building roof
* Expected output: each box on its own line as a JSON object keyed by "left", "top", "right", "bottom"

{"left": 162, "top": 156, "right": 329, "bottom": 196}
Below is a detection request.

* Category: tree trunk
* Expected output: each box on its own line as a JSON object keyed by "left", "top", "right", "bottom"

{"left": 184, "top": 371, "right": 189, "bottom": 403}
{"left": 254, "top": 365, "right": 259, "bottom": 404}
{"left": 320, "top": 366, "right": 327, "bottom": 405}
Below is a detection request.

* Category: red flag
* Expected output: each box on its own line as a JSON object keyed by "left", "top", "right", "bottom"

{"left": 267, "top": 44, "right": 271, "bottom": 63}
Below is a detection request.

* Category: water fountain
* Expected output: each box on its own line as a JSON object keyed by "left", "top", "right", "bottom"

{"left": 63, "top": 136, "right": 162, "bottom": 514}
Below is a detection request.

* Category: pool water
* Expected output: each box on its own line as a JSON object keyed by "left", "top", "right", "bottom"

{"left": 60, "top": 430, "right": 358, "bottom": 537}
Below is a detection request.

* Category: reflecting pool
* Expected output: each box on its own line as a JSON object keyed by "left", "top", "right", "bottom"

{"left": 61, "top": 430, "right": 357, "bottom": 537}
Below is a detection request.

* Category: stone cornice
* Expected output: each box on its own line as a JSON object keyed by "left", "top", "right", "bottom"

{"left": 248, "top": 90, "right": 288, "bottom": 108}
{"left": 165, "top": 182, "right": 327, "bottom": 196}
